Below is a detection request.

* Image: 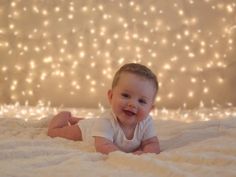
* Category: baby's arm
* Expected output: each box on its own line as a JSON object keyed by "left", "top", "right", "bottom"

{"left": 140, "top": 136, "right": 160, "bottom": 154}
{"left": 94, "top": 136, "right": 120, "bottom": 154}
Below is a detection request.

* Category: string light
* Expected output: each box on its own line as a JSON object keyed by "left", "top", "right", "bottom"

{"left": 0, "top": 0, "right": 235, "bottom": 109}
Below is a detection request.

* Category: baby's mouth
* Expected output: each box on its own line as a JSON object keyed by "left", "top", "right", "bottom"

{"left": 123, "top": 110, "right": 136, "bottom": 116}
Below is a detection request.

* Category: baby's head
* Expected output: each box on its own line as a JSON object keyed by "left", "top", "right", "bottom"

{"left": 111, "top": 63, "right": 159, "bottom": 98}
{"left": 108, "top": 63, "right": 158, "bottom": 125}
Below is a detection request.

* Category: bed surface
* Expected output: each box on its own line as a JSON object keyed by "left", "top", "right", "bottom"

{"left": 0, "top": 105, "right": 236, "bottom": 177}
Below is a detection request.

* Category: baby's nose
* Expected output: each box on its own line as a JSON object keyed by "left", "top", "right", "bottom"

{"left": 128, "top": 101, "right": 136, "bottom": 108}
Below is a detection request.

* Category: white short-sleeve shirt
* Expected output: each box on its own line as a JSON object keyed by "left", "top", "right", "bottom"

{"left": 78, "top": 110, "right": 157, "bottom": 152}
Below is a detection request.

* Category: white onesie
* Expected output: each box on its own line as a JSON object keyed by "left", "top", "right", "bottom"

{"left": 78, "top": 110, "right": 157, "bottom": 152}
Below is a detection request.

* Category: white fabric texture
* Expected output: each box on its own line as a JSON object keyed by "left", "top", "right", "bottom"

{"left": 78, "top": 110, "right": 157, "bottom": 152}
{"left": 1, "top": 106, "right": 236, "bottom": 177}
{"left": 77, "top": 118, "right": 96, "bottom": 144}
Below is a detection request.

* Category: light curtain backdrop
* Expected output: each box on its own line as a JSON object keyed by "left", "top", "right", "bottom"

{"left": 0, "top": 0, "right": 235, "bottom": 109}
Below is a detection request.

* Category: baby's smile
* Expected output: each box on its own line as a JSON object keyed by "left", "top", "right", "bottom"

{"left": 123, "top": 109, "right": 136, "bottom": 116}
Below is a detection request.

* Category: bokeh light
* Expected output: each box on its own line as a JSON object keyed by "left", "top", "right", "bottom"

{"left": 0, "top": 0, "right": 235, "bottom": 109}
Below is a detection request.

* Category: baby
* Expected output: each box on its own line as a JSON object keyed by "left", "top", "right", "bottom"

{"left": 48, "top": 63, "right": 160, "bottom": 155}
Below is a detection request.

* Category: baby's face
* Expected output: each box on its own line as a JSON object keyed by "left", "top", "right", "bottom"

{"left": 108, "top": 72, "right": 156, "bottom": 128}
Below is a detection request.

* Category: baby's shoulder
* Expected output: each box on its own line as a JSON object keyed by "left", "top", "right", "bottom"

{"left": 142, "top": 115, "right": 153, "bottom": 123}
{"left": 138, "top": 115, "right": 154, "bottom": 128}
{"left": 95, "top": 110, "right": 114, "bottom": 124}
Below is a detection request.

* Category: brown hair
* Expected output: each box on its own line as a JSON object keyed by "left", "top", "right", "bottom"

{"left": 112, "top": 63, "right": 159, "bottom": 95}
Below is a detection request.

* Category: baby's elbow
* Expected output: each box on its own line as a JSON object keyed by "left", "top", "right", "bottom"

{"left": 154, "top": 144, "right": 161, "bottom": 154}
{"left": 94, "top": 137, "right": 119, "bottom": 154}
{"left": 47, "top": 129, "right": 56, "bottom": 138}
{"left": 95, "top": 144, "right": 110, "bottom": 154}
{"left": 95, "top": 143, "right": 119, "bottom": 154}
{"left": 95, "top": 146, "right": 107, "bottom": 154}
{"left": 151, "top": 146, "right": 161, "bottom": 154}
{"left": 143, "top": 144, "right": 161, "bottom": 154}
{"left": 155, "top": 148, "right": 161, "bottom": 154}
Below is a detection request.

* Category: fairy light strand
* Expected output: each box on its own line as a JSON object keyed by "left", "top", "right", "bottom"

{"left": 0, "top": 0, "right": 235, "bottom": 109}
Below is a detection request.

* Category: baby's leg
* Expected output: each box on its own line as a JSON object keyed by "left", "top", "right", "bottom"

{"left": 47, "top": 111, "right": 83, "bottom": 141}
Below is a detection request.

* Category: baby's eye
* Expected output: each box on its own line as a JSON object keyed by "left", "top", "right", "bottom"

{"left": 139, "top": 99, "right": 147, "bottom": 104}
{"left": 121, "top": 93, "right": 129, "bottom": 98}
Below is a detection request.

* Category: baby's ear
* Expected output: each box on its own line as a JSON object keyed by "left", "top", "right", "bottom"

{"left": 107, "top": 89, "right": 113, "bottom": 104}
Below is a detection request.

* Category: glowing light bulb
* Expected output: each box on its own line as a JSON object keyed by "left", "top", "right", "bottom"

{"left": 156, "top": 96, "right": 161, "bottom": 102}
{"left": 106, "top": 39, "right": 111, "bottom": 44}
{"left": 90, "top": 87, "right": 95, "bottom": 93}
{"left": 123, "top": 23, "right": 128, "bottom": 28}
{"left": 132, "top": 33, "right": 138, "bottom": 39}
{"left": 11, "top": 2, "right": 16, "bottom": 7}
{"left": 29, "top": 61, "right": 35, "bottom": 69}
{"left": 42, "top": 9, "right": 48, "bottom": 16}
{"left": 26, "top": 78, "right": 32, "bottom": 84}
{"left": 226, "top": 5, "right": 233, "bottom": 13}
{"left": 86, "top": 75, "right": 91, "bottom": 80}
{"left": 43, "top": 20, "right": 49, "bottom": 26}
{"left": 218, "top": 77, "right": 224, "bottom": 84}
{"left": 184, "top": 45, "right": 190, "bottom": 51}
{"left": 15, "top": 65, "right": 22, "bottom": 71}
{"left": 184, "top": 30, "right": 190, "bottom": 36}
{"left": 168, "top": 93, "right": 174, "bottom": 99}
{"left": 11, "top": 95, "right": 17, "bottom": 100}
{"left": 54, "top": 7, "right": 60, "bottom": 12}
{"left": 203, "top": 87, "right": 209, "bottom": 94}
{"left": 1, "top": 66, "right": 8, "bottom": 72}
{"left": 143, "top": 21, "right": 148, "bottom": 26}
{"left": 200, "top": 48, "right": 205, "bottom": 54}
{"left": 161, "top": 38, "right": 167, "bottom": 45}
{"left": 191, "top": 77, "right": 197, "bottom": 83}
{"left": 180, "top": 67, "right": 186, "bottom": 72}
{"left": 34, "top": 46, "right": 40, "bottom": 52}
{"left": 188, "top": 91, "right": 194, "bottom": 98}
{"left": 67, "top": 14, "right": 74, "bottom": 20}
{"left": 69, "top": 6, "right": 74, "bottom": 12}
{"left": 135, "top": 5, "right": 141, "bottom": 12}
{"left": 118, "top": 58, "right": 124, "bottom": 64}
{"left": 40, "top": 72, "right": 47, "bottom": 81}
{"left": 60, "top": 48, "right": 65, "bottom": 54}
{"left": 163, "top": 64, "right": 171, "bottom": 70}
{"left": 43, "top": 57, "right": 53, "bottom": 63}
{"left": 148, "top": 5, "right": 155, "bottom": 12}
{"left": 176, "top": 34, "right": 182, "bottom": 40}
{"left": 113, "top": 33, "right": 119, "bottom": 39}
{"left": 9, "top": 24, "right": 14, "bottom": 29}
{"left": 91, "top": 80, "right": 96, "bottom": 85}
{"left": 82, "top": 6, "right": 88, "bottom": 12}
{"left": 178, "top": 10, "right": 184, "bottom": 16}
{"left": 143, "top": 37, "right": 149, "bottom": 43}
{"left": 98, "top": 5, "right": 104, "bottom": 11}
{"left": 151, "top": 53, "right": 157, "bottom": 58}
{"left": 188, "top": 52, "right": 195, "bottom": 58}
{"left": 63, "top": 40, "right": 68, "bottom": 45}
{"left": 130, "top": 1, "right": 135, "bottom": 6}
{"left": 33, "top": 6, "right": 39, "bottom": 13}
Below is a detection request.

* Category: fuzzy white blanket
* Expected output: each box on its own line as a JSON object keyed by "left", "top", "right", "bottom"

{"left": 0, "top": 106, "right": 236, "bottom": 177}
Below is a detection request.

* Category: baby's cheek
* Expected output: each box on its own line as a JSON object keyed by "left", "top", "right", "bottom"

{"left": 139, "top": 110, "right": 149, "bottom": 119}
{"left": 137, "top": 112, "right": 145, "bottom": 121}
